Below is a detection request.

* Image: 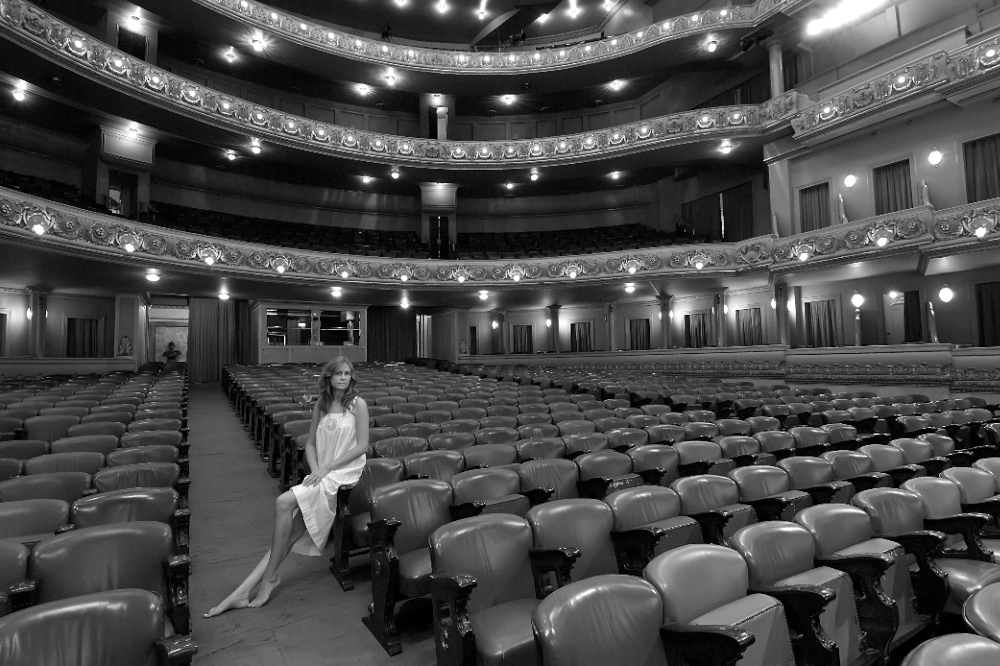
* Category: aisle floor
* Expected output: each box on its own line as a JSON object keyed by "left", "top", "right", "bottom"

{"left": 187, "top": 384, "right": 436, "bottom": 665}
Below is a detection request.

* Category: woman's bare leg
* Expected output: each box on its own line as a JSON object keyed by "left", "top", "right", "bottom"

{"left": 204, "top": 551, "right": 270, "bottom": 617}
{"left": 250, "top": 489, "right": 307, "bottom": 607}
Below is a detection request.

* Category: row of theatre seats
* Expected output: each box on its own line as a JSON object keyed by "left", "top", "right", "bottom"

{"left": 0, "top": 368, "right": 197, "bottom": 665}
{"left": 224, "top": 361, "right": 1000, "bottom": 665}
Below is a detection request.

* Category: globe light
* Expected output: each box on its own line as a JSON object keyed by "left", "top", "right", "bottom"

{"left": 938, "top": 286, "right": 954, "bottom": 302}
{"left": 850, "top": 293, "right": 865, "bottom": 308}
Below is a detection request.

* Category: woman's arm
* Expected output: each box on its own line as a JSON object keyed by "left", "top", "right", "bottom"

{"left": 301, "top": 401, "right": 325, "bottom": 486}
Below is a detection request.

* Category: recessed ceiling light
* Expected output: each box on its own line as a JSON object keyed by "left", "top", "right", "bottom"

{"left": 502, "top": 95, "right": 514, "bottom": 104}
{"left": 610, "top": 171, "right": 620, "bottom": 180}
{"left": 609, "top": 79, "right": 624, "bottom": 91}
{"left": 391, "top": 168, "right": 400, "bottom": 179}
{"left": 362, "top": 176, "right": 372, "bottom": 184}
{"left": 530, "top": 172, "right": 539, "bottom": 181}
{"left": 11, "top": 88, "right": 26, "bottom": 102}
{"left": 706, "top": 39, "right": 718, "bottom": 52}
{"left": 356, "top": 83, "right": 371, "bottom": 96}
{"left": 145, "top": 272, "right": 160, "bottom": 282}
{"left": 225, "top": 150, "right": 236, "bottom": 161}
{"left": 505, "top": 182, "right": 514, "bottom": 190}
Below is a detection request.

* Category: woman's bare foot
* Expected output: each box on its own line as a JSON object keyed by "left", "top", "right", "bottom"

{"left": 204, "top": 592, "right": 251, "bottom": 618}
{"left": 249, "top": 575, "right": 280, "bottom": 608}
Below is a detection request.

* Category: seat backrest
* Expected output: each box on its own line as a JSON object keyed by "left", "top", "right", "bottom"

{"left": 31, "top": 522, "right": 173, "bottom": 603}
{"left": 790, "top": 427, "right": 829, "bottom": 448}
{"left": 562, "top": 432, "right": 610, "bottom": 456}
{"left": 0, "top": 439, "right": 49, "bottom": 460}
{"left": 23, "top": 415, "right": 81, "bottom": 443}
{"left": 900, "top": 477, "right": 964, "bottom": 518}
{"left": 0, "top": 539, "right": 29, "bottom": 589}
{"left": 532, "top": 574, "right": 667, "bottom": 666}
{"left": 451, "top": 468, "right": 521, "bottom": 504}
{"left": 557, "top": 419, "right": 597, "bottom": 436}
{"left": 517, "top": 422, "right": 559, "bottom": 439}
{"left": 351, "top": 458, "right": 406, "bottom": 513}
{"left": 127, "top": 418, "right": 182, "bottom": 433}
{"left": 627, "top": 445, "right": 680, "bottom": 486}
{"left": 402, "top": 450, "right": 464, "bottom": 482}
{"left": 427, "top": 431, "right": 476, "bottom": 451}
{"left": 728, "top": 466, "right": 791, "bottom": 501}
{"left": 606, "top": 428, "right": 649, "bottom": 450}
{"left": 890, "top": 438, "right": 935, "bottom": 464}
{"left": 673, "top": 440, "right": 724, "bottom": 464}
{"left": 898, "top": 634, "right": 1000, "bottom": 665}
{"left": 794, "top": 504, "right": 876, "bottom": 556}
{"left": 627, "top": 415, "right": 661, "bottom": 430}
{"left": 716, "top": 435, "right": 761, "bottom": 459}
{"left": 0, "top": 589, "right": 166, "bottom": 666}
{"left": 462, "top": 443, "right": 517, "bottom": 469}
{"left": 474, "top": 427, "right": 519, "bottom": 445}
{"left": 374, "top": 436, "right": 429, "bottom": 459}
{"left": 24, "top": 451, "right": 105, "bottom": 476}
{"left": 49, "top": 435, "right": 118, "bottom": 455}
{"left": 822, "top": 450, "right": 876, "bottom": 479}
{"left": 528, "top": 499, "right": 617, "bottom": 579}
{"left": 644, "top": 424, "right": 685, "bottom": 444}
{"left": 941, "top": 467, "right": 998, "bottom": 503}
{"left": 65, "top": 422, "right": 127, "bottom": 439}
{"left": 730, "top": 521, "right": 816, "bottom": 588}
{"left": 71, "top": 487, "right": 179, "bottom": 529}
{"left": 605, "top": 486, "right": 682, "bottom": 530}
{"left": 0, "top": 471, "right": 91, "bottom": 504}
{"left": 0, "top": 498, "right": 69, "bottom": 538}
{"left": 643, "top": 544, "right": 749, "bottom": 624}
{"left": 119, "top": 430, "right": 183, "bottom": 448}
{"left": 430, "top": 514, "right": 536, "bottom": 615}
{"left": 716, "top": 419, "right": 753, "bottom": 437}
{"left": 778, "top": 456, "right": 835, "bottom": 488}
{"left": 852, "top": 488, "right": 925, "bottom": 536}
{"left": 396, "top": 422, "right": 441, "bottom": 439}
{"left": 859, "top": 444, "right": 908, "bottom": 471}
{"left": 670, "top": 475, "right": 740, "bottom": 513}
{"left": 682, "top": 422, "right": 720, "bottom": 441}
{"left": 368, "top": 479, "right": 453, "bottom": 554}
{"left": 517, "top": 459, "right": 579, "bottom": 500}
{"left": 92, "top": 463, "right": 179, "bottom": 493}
{"left": 575, "top": 450, "right": 633, "bottom": 480}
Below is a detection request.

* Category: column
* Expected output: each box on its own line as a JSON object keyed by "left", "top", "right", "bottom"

{"left": 658, "top": 294, "right": 673, "bottom": 349}
{"left": 714, "top": 289, "right": 728, "bottom": 347}
{"left": 774, "top": 283, "right": 789, "bottom": 346}
{"left": 767, "top": 40, "right": 784, "bottom": 98}
{"left": 605, "top": 302, "right": 617, "bottom": 352}
{"left": 546, "top": 304, "right": 561, "bottom": 353}
{"left": 27, "top": 287, "right": 49, "bottom": 357}
{"left": 490, "top": 310, "right": 506, "bottom": 354}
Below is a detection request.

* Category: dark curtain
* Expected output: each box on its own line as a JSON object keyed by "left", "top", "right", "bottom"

{"left": 66, "top": 318, "right": 99, "bottom": 357}
{"left": 216, "top": 299, "right": 254, "bottom": 368}
{"left": 570, "top": 322, "right": 592, "bottom": 352}
{"left": 188, "top": 297, "right": 220, "bottom": 383}
{"left": 736, "top": 308, "right": 763, "bottom": 346}
{"left": 468, "top": 327, "right": 478, "bottom": 355}
{"left": 721, "top": 182, "right": 755, "bottom": 241}
{"left": 964, "top": 133, "right": 1000, "bottom": 203}
{"left": 799, "top": 182, "right": 830, "bottom": 232}
{"left": 367, "top": 306, "right": 417, "bottom": 362}
{"left": 976, "top": 282, "right": 1000, "bottom": 347}
{"left": 805, "top": 300, "right": 840, "bottom": 347}
{"left": 681, "top": 193, "right": 722, "bottom": 240}
{"left": 684, "top": 313, "right": 709, "bottom": 348}
{"left": 512, "top": 325, "right": 533, "bottom": 354}
{"left": 903, "top": 291, "right": 923, "bottom": 343}
{"left": 628, "top": 318, "right": 650, "bottom": 350}
{"left": 736, "top": 71, "right": 771, "bottom": 105}
{"left": 0, "top": 312, "right": 6, "bottom": 356}
{"left": 873, "top": 160, "right": 913, "bottom": 215}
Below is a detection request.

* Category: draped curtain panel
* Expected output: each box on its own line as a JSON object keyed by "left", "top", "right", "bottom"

{"left": 628, "top": 318, "right": 651, "bottom": 350}
{"left": 903, "top": 291, "right": 924, "bottom": 343}
{"left": 804, "top": 300, "right": 841, "bottom": 347}
{"left": 0, "top": 312, "right": 6, "bottom": 355}
{"left": 735, "top": 308, "right": 763, "bottom": 346}
{"left": 684, "top": 313, "right": 709, "bottom": 348}
{"left": 721, "top": 182, "right": 755, "bottom": 242}
{"left": 66, "top": 318, "right": 99, "bottom": 357}
{"left": 976, "top": 282, "right": 1000, "bottom": 347}
{"left": 188, "top": 297, "right": 220, "bottom": 383}
{"left": 964, "top": 133, "right": 1000, "bottom": 203}
{"left": 799, "top": 182, "right": 830, "bottom": 232}
{"left": 511, "top": 325, "right": 533, "bottom": 354}
{"left": 873, "top": 160, "right": 913, "bottom": 215}
{"left": 681, "top": 193, "right": 722, "bottom": 240}
{"left": 367, "top": 306, "right": 417, "bottom": 362}
{"left": 570, "top": 322, "right": 593, "bottom": 352}
{"left": 232, "top": 299, "right": 254, "bottom": 365}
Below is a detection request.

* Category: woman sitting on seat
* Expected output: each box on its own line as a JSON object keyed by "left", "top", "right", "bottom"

{"left": 205, "top": 356, "right": 369, "bottom": 616}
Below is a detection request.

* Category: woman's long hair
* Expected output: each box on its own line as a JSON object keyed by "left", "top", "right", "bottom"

{"left": 317, "top": 356, "right": 360, "bottom": 414}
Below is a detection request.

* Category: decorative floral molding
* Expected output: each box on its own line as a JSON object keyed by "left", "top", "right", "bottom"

{"left": 951, "top": 367, "right": 1000, "bottom": 392}
{"left": 931, "top": 201, "right": 1000, "bottom": 242}
{"left": 771, "top": 210, "right": 932, "bottom": 265}
{"left": 792, "top": 36, "right": 1000, "bottom": 138}
{"left": 189, "top": 0, "right": 799, "bottom": 74}
{"left": 0, "top": 0, "right": 801, "bottom": 169}
{"left": 786, "top": 362, "right": 952, "bottom": 385}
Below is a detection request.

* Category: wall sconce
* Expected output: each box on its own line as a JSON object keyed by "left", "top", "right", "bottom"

{"left": 844, "top": 172, "right": 857, "bottom": 188}
{"left": 491, "top": 320, "right": 498, "bottom": 329}
{"left": 26, "top": 307, "right": 32, "bottom": 321}
{"left": 668, "top": 310, "right": 674, "bottom": 320}
{"left": 624, "top": 283, "right": 635, "bottom": 293}
{"left": 479, "top": 290, "right": 489, "bottom": 300}
{"left": 218, "top": 291, "right": 230, "bottom": 300}
{"left": 938, "top": 285, "right": 954, "bottom": 302}
{"left": 851, "top": 292, "right": 865, "bottom": 345}
{"left": 545, "top": 319, "right": 551, "bottom": 328}
{"left": 927, "top": 147, "right": 943, "bottom": 166}
{"left": 850, "top": 292, "right": 865, "bottom": 308}
{"left": 770, "top": 298, "right": 777, "bottom": 310}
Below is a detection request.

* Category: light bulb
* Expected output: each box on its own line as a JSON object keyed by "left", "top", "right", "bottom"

{"left": 844, "top": 173, "right": 857, "bottom": 188}
{"left": 12, "top": 89, "right": 26, "bottom": 102}
{"left": 628, "top": 266, "right": 637, "bottom": 274}
{"left": 400, "top": 274, "right": 408, "bottom": 282}
{"left": 276, "top": 265, "right": 285, "bottom": 274}
{"left": 546, "top": 319, "right": 551, "bottom": 327}
{"left": 250, "top": 145, "right": 261, "bottom": 155}
{"left": 401, "top": 300, "right": 410, "bottom": 309}
{"left": 850, "top": 293, "right": 865, "bottom": 308}
{"left": 569, "top": 270, "right": 577, "bottom": 279}
{"left": 975, "top": 226, "right": 988, "bottom": 239}
{"left": 145, "top": 273, "right": 160, "bottom": 282}
{"left": 218, "top": 292, "right": 230, "bottom": 300}
{"left": 530, "top": 173, "right": 539, "bottom": 181}
{"left": 695, "top": 261, "right": 704, "bottom": 270}
{"left": 770, "top": 298, "right": 777, "bottom": 310}
{"left": 341, "top": 271, "right": 350, "bottom": 278}
{"left": 888, "top": 291, "right": 899, "bottom": 299}
{"left": 512, "top": 274, "right": 520, "bottom": 282}
{"left": 928, "top": 148, "right": 943, "bottom": 166}
{"left": 876, "top": 237, "right": 888, "bottom": 247}
{"left": 457, "top": 275, "right": 465, "bottom": 283}
{"left": 610, "top": 171, "right": 620, "bottom": 180}
{"left": 204, "top": 256, "right": 215, "bottom": 266}
{"left": 362, "top": 176, "right": 371, "bottom": 184}
{"left": 505, "top": 182, "right": 514, "bottom": 190}
{"left": 798, "top": 252, "right": 810, "bottom": 262}
{"left": 31, "top": 223, "right": 45, "bottom": 235}
{"left": 391, "top": 170, "right": 400, "bottom": 179}
{"left": 939, "top": 286, "right": 954, "bottom": 302}
{"left": 123, "top": 242, "right": 136, "bottom": 253}
{"left": 479, "top": 291, "right": 488, "bottom": 300}
{"left": 706, "top": 40, "right": 718, "bottom": 53}
{"left": 331, "top": 288, "right": 342, "bottom": 297}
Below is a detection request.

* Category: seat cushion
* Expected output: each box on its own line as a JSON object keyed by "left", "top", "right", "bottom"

{"left": 470, "top": 598, "right": 540, "bottom": 666}
{"left": 693, "top": 593, "right": 794, "bottom": 666}
{"left": 397, "top": 548, "right": 432, "bottom": 599}
{"left": 937, "top": 559, "right": 1000, "bottom": 615}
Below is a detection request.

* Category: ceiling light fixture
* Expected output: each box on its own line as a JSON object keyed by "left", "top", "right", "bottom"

{"left": 224, "top": 48, "right": 236, "bottom": 63}
{"left": 888, "top": 290, "right": 899, "bottom": 299}
{"left": 250, "top": 138, "right": 261, "bottom": 154}
{"left": 479, "top": 290, "right": 489, "bottom": 300}
{"left": 249, "top": 35, "right": 265, "bottom": 52}
{"left": 436, "top": 0, "right": 448, "bottom": 14}
{"left": 624, "top": 283, "right": 635, "bottom": 294}
{"left": 331, "top": 287, "right": 342, "bottom": 297}
{"left": 391, "top": 168, "right": 400, "bottom": 179}
{"left": 530, "top": 172, "right": 539, "bottom": 181}
{"left": 706, "top": 39, "right": 718, "bottom": 53}
{"left": 537, "top": 13, "right": 548, "bottom": 23}
{"left": 218, "top": 291, "right": 230, "bottom": 300}
{"left": 505, "top": 182, "right": 514, "bottom": 190}
{"left": 225, "top": 150, "right": 236, "bottom": 161}
{"left": 356, "top": 84, "right": 371, "bottom": 96}
{"left": 145, "top": 272, "right": 160, "bottom": 282}
{"left": 609, "top": 79, "right": 625, "bottom": 91}
{"left": 384, "top": 71, "right": 397, "bottom": 86}
{"left": 362, "top": 176, "right": 372, "bottom": 184}
{"left": 719, "top": 140, "right": 733, "bottom": 154}
{"left": 400, "top": 298, "right": 410, "bottom": 309}
{"left": 11, "top": 87, "right": 26, "bottom": 102}
{"left": 850, "top": 292, "right": 865, "bottom": 308}
{"left": 502, "top": 94, "right": 514, "bottom": 104}
{"left": 610, "top": 171, "right": 621, "bottom": 180}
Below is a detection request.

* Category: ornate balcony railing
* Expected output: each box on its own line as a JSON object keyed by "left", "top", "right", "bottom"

{"left": 2, "top": 186, "right": 998, "bottom": 288}
{"left": 0, "top": 0, "right": 803, "bottom": 169}
{"left": 189, "top": 0, "right": 805, "bottom": 74}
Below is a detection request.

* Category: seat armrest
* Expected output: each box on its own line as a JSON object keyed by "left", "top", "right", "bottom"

{"left": 799, "top": 483, "right": 840, "bottom": 505}
{"left": 521, "top": 487, "right": 553, "bottom": 506}
{"left": 173, "top": 508, "right": 191, "bottom": 555}
{"left": 924, "top": 512, "right": 994, "bottom": 561}
{"left": 688, "top": 508, "right": 735, "bottom": 546}
{"left": 55, "top": 523, "right": 76, "bottom": 534}
{"left": 168, "top": 554, "right": 191, "bottom": 634}
{"left": 745, "top": 496, "right": 798, "bottom": 522}
{"left": 635, "top": 467, "right": 666, "bottom": 485}
{"left": 963, "top": 497, "right": 1000, "bottom": 526}
{"left": 884, "top": 464, "right": 925, "bottom": 487}
{"left": 730, "top": 453, "right": 757, "bottom": 467}
{"left": 431, "top": 572, "right": 478, "bottom": 666}
{"left": 887, "top": 530, "right": 949, "bottom": 618}
{"left": 750, "top": 584, "right": 838, "bottom": 666}
{"left": 844, "top": 472, "right": 890, "bottom": 493}
{"left": 814, "top": 553, "right": 896, "bottom": 662}
{"left": 577, "top": 473, "right": 642, "bottom": 500}
{"left": 529, "top": 547, "right": 580, "bottom": 598}
{"left": 611, "top": 526, "right": 667, "bottom": 576}
{"left": 919, "top": 456, "right": 951, "bottom": 477}
{"left": 6, "top": 579, "right": 37, "bottom": 613}
{"left": 155, "top": 634, "right": 198, "bottom": 666}
{"left": 660, "top": 622, "right": 754, "bottom": 666}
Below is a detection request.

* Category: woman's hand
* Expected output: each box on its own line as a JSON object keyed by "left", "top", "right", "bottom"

{"left": 302, "top": 467, "right": 328, "bottom": 486}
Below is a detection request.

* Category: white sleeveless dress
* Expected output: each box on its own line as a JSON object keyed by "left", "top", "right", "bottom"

{"left": 290, "top": 404, "right": 366, "bottom": 556}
